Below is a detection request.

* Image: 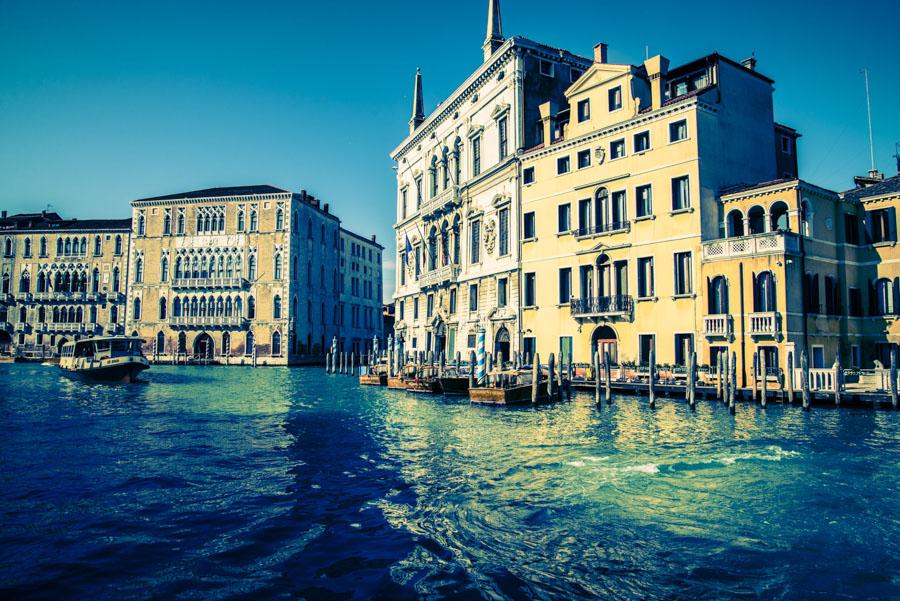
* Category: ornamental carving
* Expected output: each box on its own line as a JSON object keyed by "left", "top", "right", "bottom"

{"left": 484, "top": 219, "right": 497, "bottom": 255}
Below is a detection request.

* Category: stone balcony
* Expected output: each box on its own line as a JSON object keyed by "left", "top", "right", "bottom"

{"left": 171, "top": 277, "right": 247, "bottom": 290}
{"left": 45, "top": 322, "right": 85, "bottom": 333}
{"left": 701, "top": 231, "right": 800, "bottom": 262}
{"left": 418, "top": 186, "right": 461, "bottom": 219}
{"left": 574, "top": 220, "right": 631, "bottom": 239}
{"left": 419, "top": 265, "right": 460, "bottom": 289}
{"left": 570, "top": 295, "right": 633, "bottom": 320}
{"left": 1, "top": 321, "right": 12, "bottom": 332}
{"left": 748, "top": 311, "right": 780, "bottom": 337}
{"left": 15, "top": 292, "right": 32, "bottom": 302}
{"left": 0, "top": 293, "right": 13, "bottom": 304}
{"left": 170, "top": 315, "right": 249, "bottom": 329}
{"left": 14, "top": 322, "right": 29, "bottom": 332}
{"left": 703, "top": 314, "right": 733, "bottom": 338}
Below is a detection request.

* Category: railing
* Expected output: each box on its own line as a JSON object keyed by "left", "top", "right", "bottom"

{"left": 14, "top": 322, "right": 28, "bottom": 332}
{"left": 0, "top": 293, "right": 12, "bottom": 304}
{"left": 171, "top": 277, "right": 246, "bottom": 290}
{"left": 105, "top": 291, "right": 125, "bottom": 302}
{"left": 0, "top": 321, "right": 11, "bottom": 332}
{"left": 701, "top": 231, "right": 800, "bottom": 261}
{"left": 419, "top": 264, "right": 460, "bottom": 288}
{"left": 570, "top": 295, "right": 633, "bottom": 317}
{"left": 792, "top": 368, "right": 836, "bottom": 392}
{"left": 748, "top": 311, "right": 779, "bottom": 335}
{"left": 575, "top": 221, "right": 631, "bottom": 237}
{"left": 418, "top": 186, "right": 460, "bottom": 217}
{"left": 170, "top": 315, "right": 248, "bottom": 327}
{"left": 106, "top": 323, "right": 123, "bottom": 334}
{"left": 702, "top": 314, "right": 733, "bottom": 337}
{"left": 46, "top": 322, "right": 85, "bottom": 333}
{"left": 15, "top": 292, "right": 32, "bottom": 302}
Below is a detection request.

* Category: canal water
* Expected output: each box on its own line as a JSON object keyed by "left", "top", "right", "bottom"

{"left": 0, "top": 364, "right": 897, "bottom": 600}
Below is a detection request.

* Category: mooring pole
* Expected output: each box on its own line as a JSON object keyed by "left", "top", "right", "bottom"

{"left": 593, "top": 352, "right": 601, "bottom": 405}
{"left": 688, "top": 351, "right": 696, "bottom": 410}
{"left": 729, "top": 351, "right": 737, "bottom": 415}
{"left": 890, "top": 349, "right": 898, "bottom": 410}
{"left": 531, "top": 353, "right": 541, "bottom": 404}
{"left": 833, "top": 353, "right": 841, "bottom": 406}
{"left": 604, "top": 351, "right": 612, "bottom": 404}
{"left": 801, "top": 350, "right": 810, "bottom": 411}
{"left": 455, "top": 351, "right": 461, "bottom": 375}
{"left": 717, "top": 352, "right": 723, "bottom": 401}
{"left": 547, "top": 353, "right": 556, "bottom": 399}
{"left": 760, "top": 351, "right": 767, "bottom": 408}
{"left": 556, "top": 357, "right": 564, "bottom": 401}
{"left": 325, "top": 352, "right": 331, "bottom": 374}
{"left": 469, "top": 350, "right": 476, "bottom": 389}
{"left": 649, "top": 349, "right": 656, "bottom": 409}
{"left": 751, "top": 351, "right": 759, "bottom": 403}
{"left": 786, "top": 351, "right": 794, "bottom": 404}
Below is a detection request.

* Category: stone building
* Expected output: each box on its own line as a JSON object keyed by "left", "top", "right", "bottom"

{"left": 339, "top": 228, "right": 383, "bottom": 355}
{"left": 0, "top": 211, "right": 131, "bottom": 356}
{"left": 391, "top": 0, "right": 591, "bottom": 362}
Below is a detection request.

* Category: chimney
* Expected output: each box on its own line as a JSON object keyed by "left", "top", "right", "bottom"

{"left": 1, "top": 210, "right": 6, "bottom": 219}
{"left": 300, "top": 189, "right": 308, "bottom": 201}
{"left": 371, "top": 234, "right": 377, "bottom": 243}
{"left": 643, "top": 55, "right": 670, "bottom": 110}
{"left": 324, "top": 203, "right": 329, "bottom": 214}
{"left": 593, "top": 43, "right": 608, "bottom": 64}
{"left": 741, "top": 56, "right": 757, "bottom": 72}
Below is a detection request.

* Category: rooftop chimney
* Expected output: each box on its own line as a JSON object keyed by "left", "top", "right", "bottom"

{"left": 593, "top": 43, "right": 608, "bottom": 64}
{"left": 324, "top": 203, "right": 329, "bottom": 214}
{"left": 371, "top": 234, "right": 377, "bottom": 242}
{"left": 741, "top": 56, "right": 757, "bottom": 71}
{"left": 1, "top": 210, "right": 7, "bottom": 219}
{"left": 643, "top": 55, "right": 670, "bottom": 111}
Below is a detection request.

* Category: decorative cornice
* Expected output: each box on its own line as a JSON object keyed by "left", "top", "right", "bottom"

{"left": 132, "top": 192, "right": 292, "bottom": 208}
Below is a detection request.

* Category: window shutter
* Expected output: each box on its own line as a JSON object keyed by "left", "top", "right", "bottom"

{"left": 868, "top": 280, "right": 877, "bottom": 315}
{"left": 894, "top": 278, "right": 900, "bottom": 315}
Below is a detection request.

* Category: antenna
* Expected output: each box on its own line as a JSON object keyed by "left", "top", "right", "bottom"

{"left": 894, "top": 142, "right": 900, "bottom": 174}
{"left": 862, "top": 67, "right": 875, "bottom": 173}
{"left": 645, "top": 45, "right": 649, "bottom": 60}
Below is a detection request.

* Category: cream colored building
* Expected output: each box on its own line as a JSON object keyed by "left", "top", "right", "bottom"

{"left": 339, "top": 228, "right": 384, "bottom": 355}
{"left": 0, "top": 211, "right": 131, "bottom": 355}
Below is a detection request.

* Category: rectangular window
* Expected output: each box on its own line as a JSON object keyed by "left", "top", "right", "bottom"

{"left": 498, "top": 116, "right": 508, "bottom": 160}
{"left": 523, "top": 337, "right": 536, "bottom": 361}
{"left": 398, "top": 300, "right": 404, "bottom": 320}
{"left": 558, "top": 267, "right": 571, "bottom": 304}
{"left": 639, "top": 334, "right": 655, "bottom": 366}
{"left": 472, "top": 137, "right": 482, "bottom": 177}
{"left": 449, "top": 288, "right": 457, "bottom": 314}
{"left": 634, "top": 131, "right": 650, "bottom": 153}
{"left": 468, "top": 334, "right": 476, "bottom": 348}
{"left": 849, "top": 287, "right": 863, "bottom": 316}
{"left": 577, "top": 99, "right": 590, "bottom": 122}
{"left": 637, "top": 257, "right": 654, "bottom": 297}
{"left": 672, "top": 176, "right": 690, "bottom": 210}
{"left": 524, "top": 272, "right": 536, "bottom": 306}
{"left": 413, "top": 297, "right": 419, "bottom": 320}
{"left": 578, "top": 198, "right": 592, "bottom": 234}
{"left": 469, "top": 283, "right": 478, "bottom": 312}
{"left": 844, "top": 214, "right": 860, "bottom": 245}
{"left": 608, "top": 86, "right": 622, "bottom": 111}
{"left": 557, "top": 156, "right": 570, "bottom": 175}
{"left": 414, "top": 175, "right": 422, "bottom": 208}
{"left": 523, "top": 166, "right": 535, "bottom": 185}
{"left": 470, "top": 220, "right": 481, "bottom": 263}
{"left": 498, "top": 208, "right": 509, "bottom": 256}
{"left": 669, "top": 119, "right": 688, "bottom": 142}
{"left": 636, "top": 185, "right": 652, "bottom": 218}
{"left": 673, "top": 252, "right": 692, "bottom": 295}
{"left": 577, "top": 149, "right": 591, "bottom": 169}
{"left": 558, "top": 203, "right": 571, "bottom": 233}
{"left": 427, "top": 294, "right": 434, "bottom": 318}
{"left": 610, "top": 139, "right": 625, "bottom": 159}
{"left": 401, "top": 188, "right": 408, "bottom": 220}
{"left": 523, "top": 212, "right": 536, "bottom": 240}
{"left": 498, "top": 277, "right": 508, "bottom": 307}
{"left": 674, "top": 333, "right": 694, "bottom": 367}
{"left": 868, "top": 208, "right": 894, "bottom": 243}
{"left": 539, "top": 60, "right": 553, "bottom": 77}
{"left": 781, "top": 135, "right": 793, "bottom": 154}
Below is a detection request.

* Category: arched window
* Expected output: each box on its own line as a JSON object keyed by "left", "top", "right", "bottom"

{"left": 138, "top": 212, "right": 146, "bottom": 236}
{"left": 215, "top": 297, "right": 223, "bottom": 316}
{"left": 726, "top": 209, "right": 744, "bottom": 237}
{"left": 453, "top": 138, "right": 462, "bottom": 184}
{"left": 271, "top": 331, "right": 282, "bottom": 356}
{"left": 159, "top": 297, "right": 167, "bottom": 320}
{"left": 80, "top": 237, "right": 87, "bottom": 255}
{"left": 163, "top": 212, "right": 171, "bottom": 235}
{"left": 748, "top": 205, "right": 766, "bottom": 235}
{"left": 276, "top": 207, "right": 284, "bottom": 230}
{"left": 190, "top": 297, "right": 198, "bottom": 317}
{"left": 161, "top": 257, "right": 169, "bottom": 282}
{"left": 174, "top": 257, "right": 183, "bottom": 280}
{"left": 225, "top": 296, "right": 233, "bottom": 317}
{"left": 222, "top": 331, "right": 231, "bottom": 355}
{"left": 64, "top": 238, "right": 71, "bottom": 255}
{"left": 225, "top": 256, "right": 233, "bottom": 278}
{"left": 114, "top": 235, "right": 122, "bottom": 255}
{"left": 1, "top": 273, "right": 9, "bottom": 294}
{"left": 173, "top": 297, "right": 181, "bottom": 317}
{"left": 92, "top": 269, "right": 99, "bottom": 293}
{"left": 441, "top": 147, "right": 450, "bottom": 190}
{"left": 273, "top": 295, "right": 282, "bottom": 319}
{"left": 37, "top": 272, "right": 46, "bottom": 293}
{"left": 754, "top": 272, "right": 776, "bottom": 312}
{"left": 428, "top": 226, "right": 437, "bottom": 271}
{"left": 245, "top": 331, "right": 255, "bottom": 356}
{"left": 247, "top": 296, "right": 256, "bottom": 319}
{"left": 134, "top": 258, "right": 143, "bottom": 283}
{"left": 38, "top": 305, "right": 45, "bottom": 322}
{"left": 453, "top": 217, "right": 461, "bottom": 264}
{"left": 708, "top": 276, "right": 728, "bottom": 314}
{"left": 177, "top": 211, "right": 185, "bottom": 234}
{"left": 248, "top": 256, "right": 256, "bottom": 281}
{"left": 56, "top": 238, "right": 63, "bottom": 256}
{"left": 217, "top": 256, "right": 224, "bottom": 278}
{"left": 132, "top": 298, "right": 141, "bottom": 320}
{"left": 93, "top": 235, "right": 101, "bottom": 256}
{"left": 200, "top": 256, "right": 208, "bottom": 279}
{"left": 18, "top": 272, "right": 30, "bottom": 293}
{"left": 24, "top": 238, "right": 31, "bottom": 257}
{"left": 40, "top": 237, "right": 47, "bottom": 256}
{"left": 274, "top": 254, "right": 282, "bottom": 280}
{"left": 430, "top": 156, "right": 439, "bottom": 198}
{"left": 110, "top": 305, "right": 118, "bottom": 323}
{"left": 875, "top": 278, "right": 897, "bottom": 316}
{"left": 156, "top": 331, "right": 165, "bottom": 354}
{"left": 199, "top": 296, "right": 207, "bottom": 317}
{"left": 112, "top": 267, "right": 120, "bottom": 292}
{"left": 770, "top": 201, "right": 790, "bottom": 231}
{"left": 89, "top": 305, "right": 96, "bottom": 323}
{"left": 440, "top": 222, "right": 450, "bottom": 266}
{"left": 177, "top": 332, "right": 186, "bottom": 354}
{"left": 249, "top": 206, "right": 258, "bottom": 231}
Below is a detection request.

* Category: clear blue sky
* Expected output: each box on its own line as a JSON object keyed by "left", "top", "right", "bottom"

{"left": 1, "top": 0, "right": 898, "bottom": 301}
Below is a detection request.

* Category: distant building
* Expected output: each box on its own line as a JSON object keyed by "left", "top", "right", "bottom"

{"left": 0, "top": 211, "right": 131, "bottom": 356}
{"left": 339, "top": 228, "right": 383, "bottom": 355}
{"left": 382, "top": 302, "right": 395, "bottom": 344}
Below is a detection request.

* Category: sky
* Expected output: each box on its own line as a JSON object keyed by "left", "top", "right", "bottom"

{"left": 1, "top": 0, "right": 898, "bottom": 301}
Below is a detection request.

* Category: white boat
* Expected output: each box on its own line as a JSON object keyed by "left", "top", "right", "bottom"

{"left": 59, "top": 336, "right": 150, "bottom": 383}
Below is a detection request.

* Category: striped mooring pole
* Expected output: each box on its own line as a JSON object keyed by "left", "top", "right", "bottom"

{"left": 476, "top": 327, "right": 486, "bottom": 386}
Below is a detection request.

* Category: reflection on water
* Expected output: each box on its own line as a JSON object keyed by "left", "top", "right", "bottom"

{"left": 0, "top": 364, "right": 897, "bottom": 600}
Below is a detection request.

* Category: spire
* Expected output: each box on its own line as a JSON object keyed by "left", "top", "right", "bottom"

{"left": 409, "top": 67, "right": 424, "bottom": 134}
{"left": 482, "top": 0, "right": 504, "bottom": 62}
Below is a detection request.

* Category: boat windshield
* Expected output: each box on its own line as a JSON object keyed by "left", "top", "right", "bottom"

{"left": 110, "top": 340, "right": 141, "bottom": 355}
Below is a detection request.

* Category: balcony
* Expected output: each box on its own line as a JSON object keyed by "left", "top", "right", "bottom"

{"left": 15, "top": 292, "right": 32, "bottom": 303}
{"left": 171, "top": 277, "right": 247, "bottom": 290}
{"left": 106, "top": 323, "right": 123, "bottom": 335}
{"left": 701, "top": 231, "right": 800, "bottom": 262}
{"left": 105, "top": 291, "right": 125, "bottom": 302}
{"left": 14, "top": 322, "right": 30, "bottom": 333}
{"left": 0, "top": 293, "right": 13, "bottom": 304}
{"left": 169, "top": 315, "right": 249, "bottom": 329}
{"left": 419, "top": 265, "right": 460, "bottom": 289}
{"left": 1, "top": 321, "right": 12, "bottom": 332}
{"left": 47, "top": 322, "right": 85, "bottom": 333}
{"left": 575, "top": 221, "right": 631, "bottom": 239}
{"left": 570, "top": 295, "right": 633, "bottom": 319}
{"left": 703, "top": 314, "right": 733, "bottom": 338}
{"left": 418, "top": 186, "right": 461, "bottom": 219}
{"left": 748, "top": 311, "right": 780, "bottom": 337}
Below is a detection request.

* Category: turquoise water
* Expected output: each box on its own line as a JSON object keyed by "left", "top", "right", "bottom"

{"left": 0, "top": 364, "right": 898, "bottom": 599}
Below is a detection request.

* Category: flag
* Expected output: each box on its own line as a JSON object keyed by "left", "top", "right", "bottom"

{"left": 404, "top": 234, "right": 413, "bottom": 265}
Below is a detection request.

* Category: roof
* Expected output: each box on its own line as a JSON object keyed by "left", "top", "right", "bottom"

{"left": 841, "top": 173, "right": 900, "bottom": 202}
{"left": 720, "top": 178, "right": 796, "bottom": 196}
{"left": 666, "top": 52, "right": 774, "bottom": 85}
{"left": 134, "top": 185, "right": 289, "bottom": 202}
{"left": 340, "top": 227, "right": 384, "bottom": 249}
{"left": 0, "top": 212, "right": 130, "bottom": 233}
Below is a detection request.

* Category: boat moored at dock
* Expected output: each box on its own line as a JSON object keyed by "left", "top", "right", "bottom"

{"left": 59, "top": 336, "right": 150, "bottom": 383}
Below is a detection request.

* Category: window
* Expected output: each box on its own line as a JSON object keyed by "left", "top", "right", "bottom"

{"left": 469, "top": 284, "right": 478, "bottom": 312}
{"left": 427, "top": 294, "right": 434, "bottom": 318}
{"left": 669, "top": 120, "right": 688, "bottom": 142}
{"left": 177, "top": 209, "right": 186, "bottom": 235}
{"left": 637, "top": 257, "right": 654, "bottom": 297}
{"left": 824, "top": 276, "right": 840, "bottom": 315}
{"left": 134, "top": 258, "right": 144, "bottom": 283}
{"left": 844, "top": 214, "right": 860, "bottom": 245}
{"left": 137, "top": 211, "right": 146, "bottom": 236}
{"left": 570, "top": 68, "right": 583, "bottom": 82}
{"left": 558, "top": 267, "right": 571, "bottom": 304}
{"left": 557, "top": 156, "right": 570, "bottom": 175}
{"left": 868, "top": 208, "right": 894, "bottom": 243}
{"left": 674, "top": 252, "right": 692, "bottom": 295}
{"left": 523, "top": 212, "right": 536, "bottom": 240}
{"left": 674, "top": 333, "right": 694, "bottom": 367}
{"left": 400, "top": 188, "right": 408, "bottom": 219}
{"left": 275, "top": 206, "right": 284, "bottom": 230}
{"left": 114, "top": 235, "right": 123, "bottom": 255}
{"left": 161, "top": 257, "right": 169, "bottom": 282}
{"left": 874, "top": 278, "right": 897, "bottom": 316}
{"left": 672, "top": 176, "right": 690, "bottom": 211}
{"left": 163, "top": 210, "right": 171, "bottom": 235}
{"left": 524, "top": 273, "right": 536, "bottom": 306}
{"left": 781, "top": 135, "right": 793, "bottom": 155}
{"left": 577, "top": 149, "right": 591, "bottom": 169}
{"left": 472, "top": 137, "right": 481, "bottom": 177}
{"left": 634, "top": 131, "right": 650, "bottom": 153}
{"left": 558, "top": 204, "right": 571, "bottom": 233}
{"left": 249, "top": 206, "right": 258, "bottom": 231}
{"left": 274, "top": 254, "right": 283, "bottom": 279}
{"left": 804, "top": 273, "right": 820, "bottom": 313}
{"left": 498, "top": 117, "right": 508, "bottom": 160}
{"left": 449, "top": 288, "right": 457, "bottom": 314}
{"left": 497, "top": 277, "right": 507, "bottom": 307}
{"left": 610, "top": 139, "right": 625, "bottom": 159}
{"left": 754, "top": 272, "right": 776, "bottom": 312}
{"left": 639, "top": 334, "right": 655, "bottom": 366}
{"left": 470, "top": 220, "right": 481, "bottom": 263}
{"left": 523, "top": 167, "right": 535, "bottom": 185}
{"left": 577, "top": 99, "right": 590, "bottom": 122}
{"left": 133, "top": 298, "right": 142, "bottom": 320}
{"left": 41, "top": 237, "right": 48, "bottom": 257}
{"left": 849, "top": 287, "right": 863, "bottom": 317}
{"left": 539, "top": 60, "right": 553, "bottom": 77}
{"left": 467, "top": 334, "right": 476, "bottom": 349}
{"left": 608, "top": 86, "right": 622, "bottom": 111}
{"left": 497, "top": 208, "right": 509, "bottom": 256}
{"left": 413, "top": 297, "right": 419, "bottom": 320}
{"left": 636, "top": 185, "right": 652, "bottom": 218}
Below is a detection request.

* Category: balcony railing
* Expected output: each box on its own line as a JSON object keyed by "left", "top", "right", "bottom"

{"left": 419, "top": 264, "right": 460, "bottom": 288}
{"left": 15, "top": 292, "right": 32, "bottom": 302}
{"left": 170, "top": 315, "right": 248, "bottom": 328}
{"left": 703, "top": 314, "right": 734, "bottom": 337}
{"left": 106, "top": 322, "right": 123, "bottom": 334}
{"left": 46, "top": 322, "right": 85, "bottom": 333}
{"left": 702, "top": 231, "right": 800, "bottom": 262}
{"left": 418, "top": 186, "right": 460, "bottom": 218}
{"left": 570, "top": 295, "right": 633, "bottom": 317}
{"left": 104, "top": 291, "right": 125, "bottom": 302}
{"left": 14, "top": 322, "right": 29, "bottom": 332}
{"left": 0, "top": 293, "right": 13, "bottom": 304}
{"left": 1, "top": 321, "right": 12, "bottom": 332}
{"left": 171, "top": 277, "right": 246, "bottom": 290}
{"left": 748, "top": 311, "right": 780, "bottom": 336}
{"left": 575, "top": 221, "right": 631, "bottom": 238}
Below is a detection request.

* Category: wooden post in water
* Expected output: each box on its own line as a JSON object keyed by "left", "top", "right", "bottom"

{"left": 833, "top": 353, "right": 841, "bottom": 406}
{"left": 688, "top": 351, "right": 696, "bottom": 410}
{"left": 469, "top": 350, "right": 476, "bottom": 389}
{"left": 593, "top": 352, "right": 601, "bottom": 405}
{"left": 351, "top": 352, "right": 356, "bottom": 376}
{"left": 890, "top": 349, "right": 898, "bottom": 410}
{"left": 760, "top": 351, "right": 767, "bottom": 408}
{"left": 604, "top": 351, "right": 612, "bottom": 404}
{"left": 325, "top": 352, "right": 331, "bottom": 374}
{"left": 786, "top": 352, "right": 794, "bottom": 404}
{"left": 455, "top": 351, "right": 461, "bottom": 375}
{"left": 556, "top": 357, "right": 563, "bottom": 401}
{"left": 547, "top": 353, "right": 556, "bottom": 399}
{"left": 801, "top": 350, "right": 810, "bottom": 411}
{"left": 751, "top": 351, "right": 759, "bottom": 403}
{"left": 729, "top": 351, "right": 737, "bottom": 415}
{"left": 486, "top": 352, "right": 493, "bottom": 386}
{"left": 531, "top": 353, "right": 541, "bottom": 404}
{"left": 649, "top": 349, "right": 656, "bottom": 409}
{"left": 716, "top": 353, "right": 723, "bottom": 401}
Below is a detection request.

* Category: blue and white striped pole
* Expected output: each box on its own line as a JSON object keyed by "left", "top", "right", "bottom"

{"left": 331, "top": 336, "right": 338, "bottom": 374}
{"left": 373, "top": 335, "right": 379, "bottom": 359}
{"left": 476, "top": 327, "right": 486, "bottom": 386}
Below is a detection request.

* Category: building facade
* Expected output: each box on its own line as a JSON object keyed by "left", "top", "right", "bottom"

{"left": 0, "top": 211, "right": 131, "bottom": 356}
{"left": 391, "top": 0, "right": 591, "bottom": 362}
{"left": 339, "top": 228, "right": 384, "bottom": 355}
